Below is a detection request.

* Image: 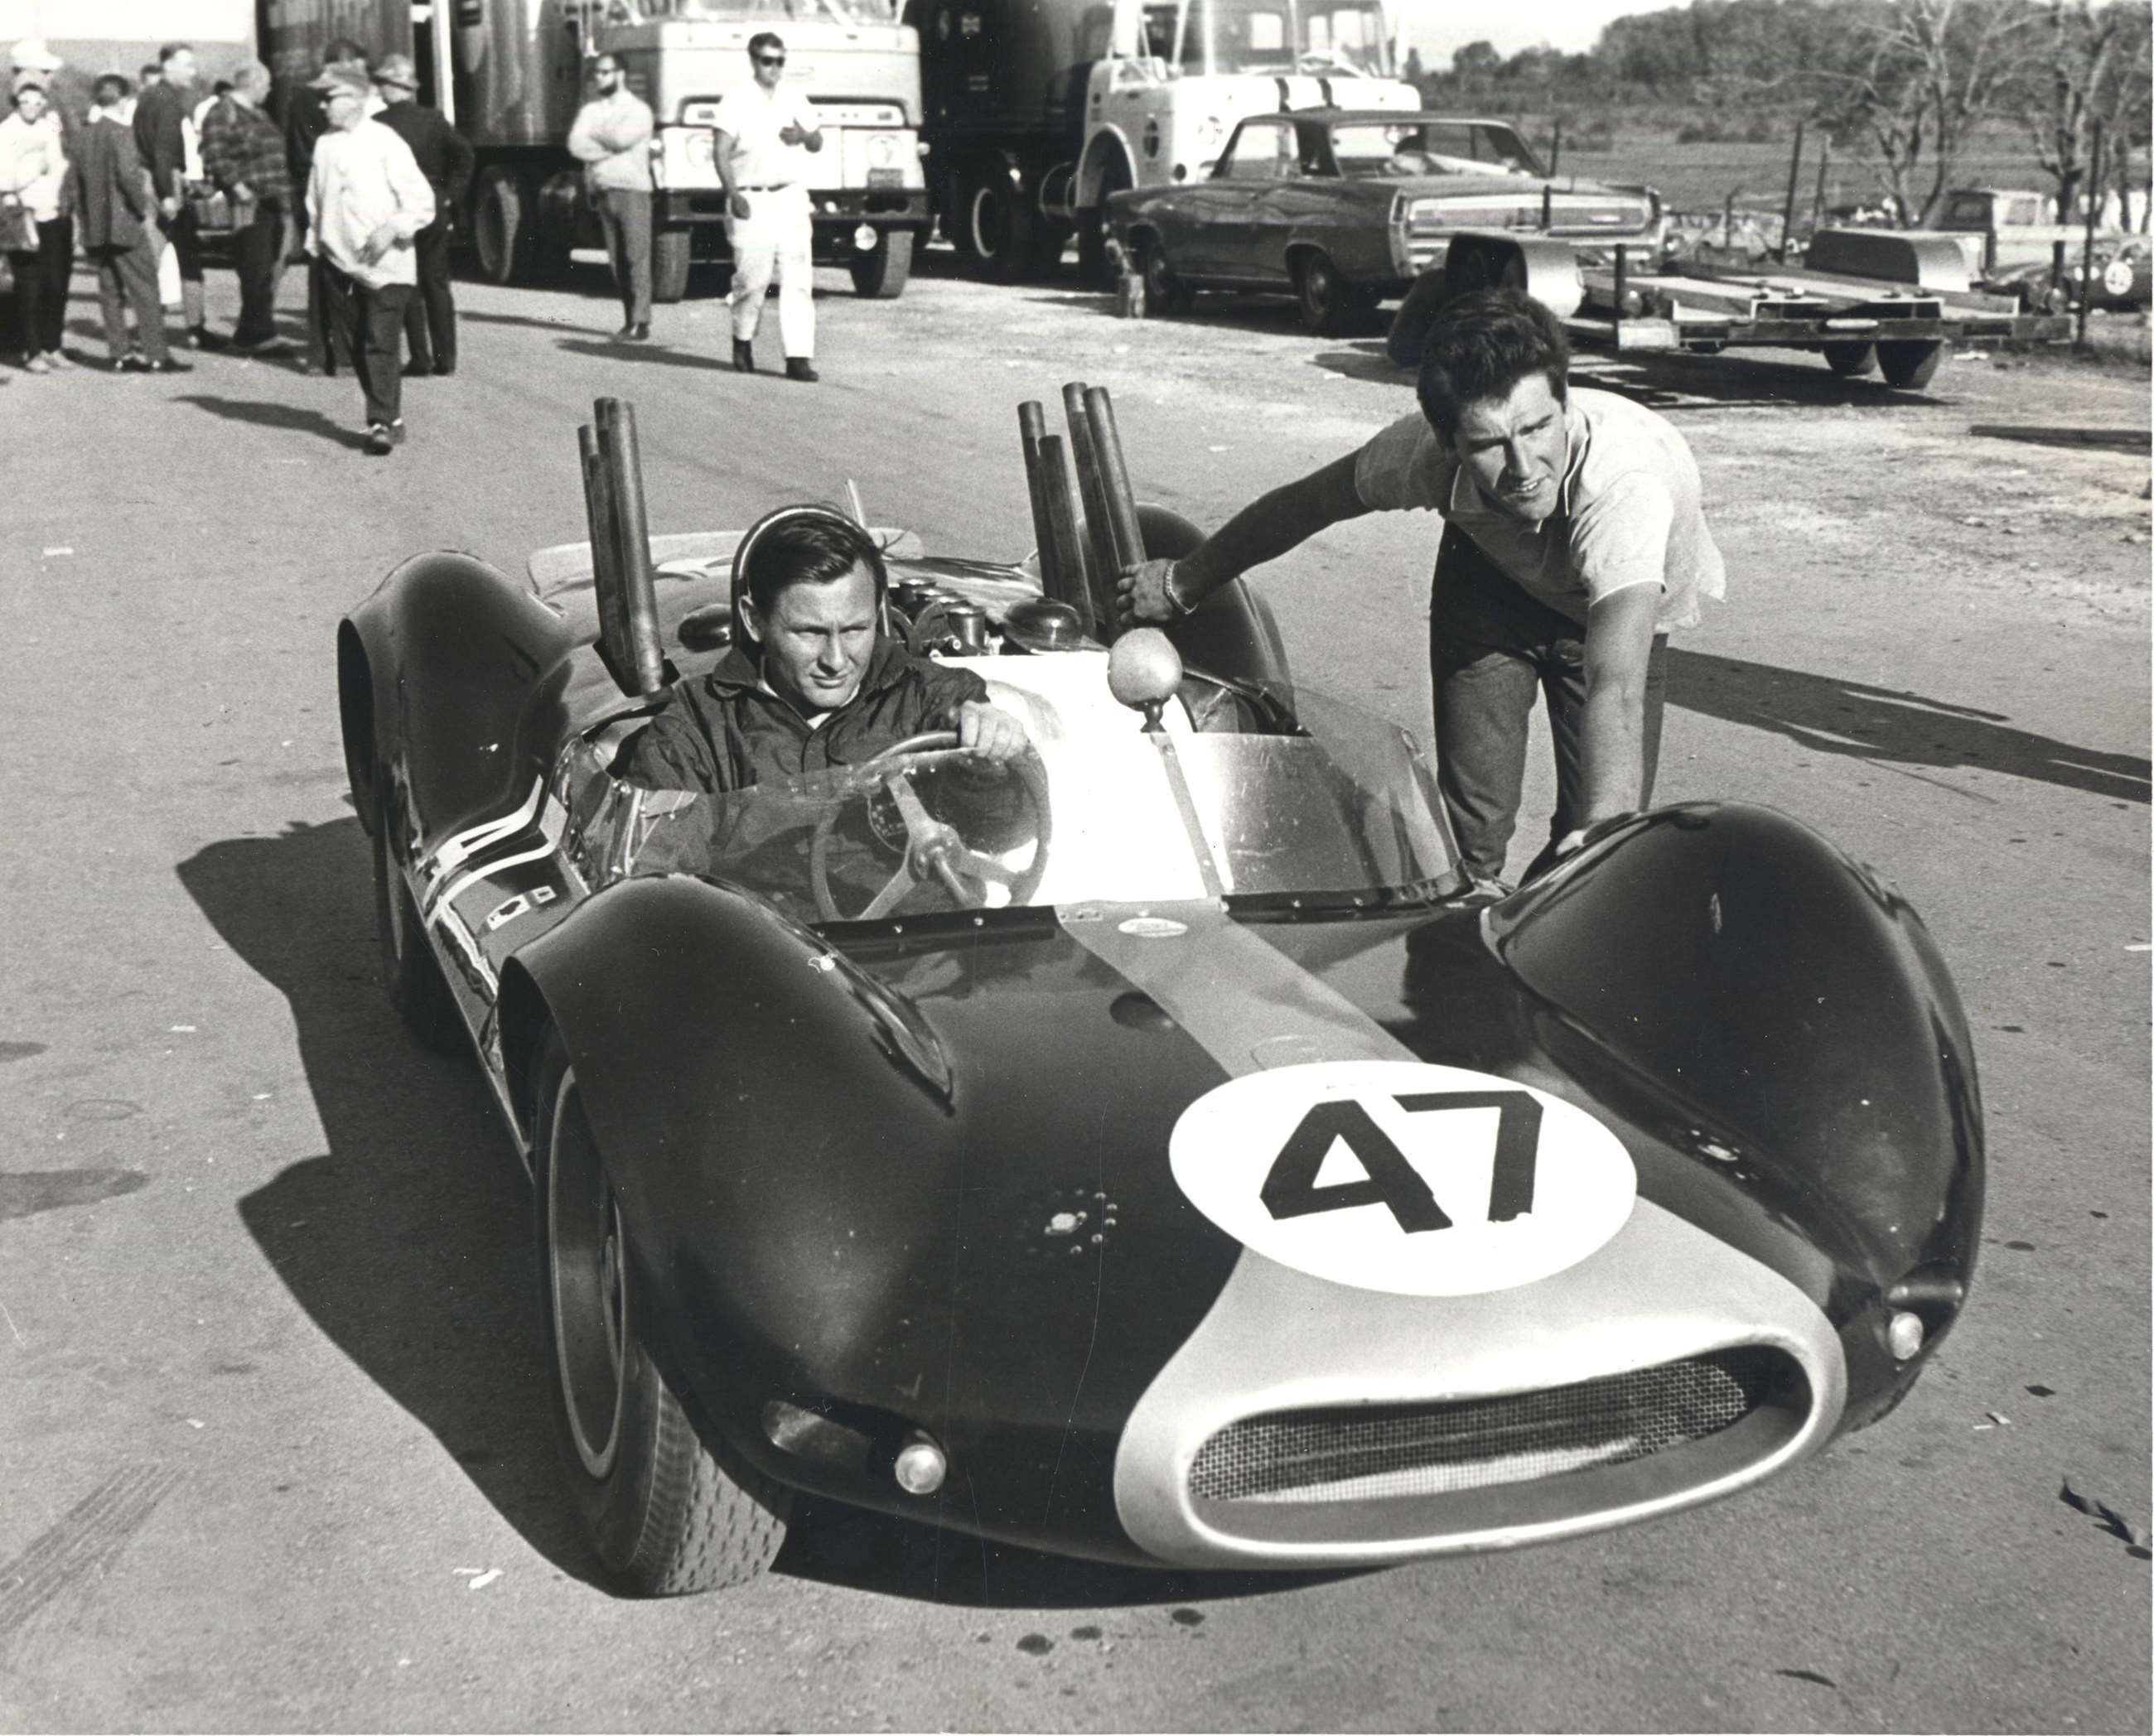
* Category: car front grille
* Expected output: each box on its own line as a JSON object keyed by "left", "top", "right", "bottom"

{"left": 1189, "top": 1348, "right": 1793, "bottom": 1506}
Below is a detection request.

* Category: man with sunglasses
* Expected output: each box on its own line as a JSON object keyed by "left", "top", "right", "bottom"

{"left": 712, "top": 34, "right": 822, "bottom": 381}
{"left": 568, "top": 52, "right": 654, "bottom": 340}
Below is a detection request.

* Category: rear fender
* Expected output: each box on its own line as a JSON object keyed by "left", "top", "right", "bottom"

{"left": 341, "top": 552, "right": 578, "bottom": 858}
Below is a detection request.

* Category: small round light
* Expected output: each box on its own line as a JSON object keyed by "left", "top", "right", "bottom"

{"left": 894, "top": 1434, "right": 947, "bottom": 1495}
{"left": 1887, "top": 1309, "right": 1925, "bottom": 1360}
{"left": 853, "top": 224, "right": 877, "bottom": 251}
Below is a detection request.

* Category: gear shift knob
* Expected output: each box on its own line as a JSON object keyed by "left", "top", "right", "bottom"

{"left": 1108, "top": 627, "right": 1182, "bottom": 731}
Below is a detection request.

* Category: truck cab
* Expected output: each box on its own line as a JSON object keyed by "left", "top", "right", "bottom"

{"left": 1924, "top": 186, "right": 2111, "bottom": 277}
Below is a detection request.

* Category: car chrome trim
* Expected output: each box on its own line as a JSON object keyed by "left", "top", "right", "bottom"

{"left": 418, "top": 779, "right": 547, "bottom": 900}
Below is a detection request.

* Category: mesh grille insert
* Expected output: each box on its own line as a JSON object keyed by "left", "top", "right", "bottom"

{"left": 1189, "top": 1349, "right": 1791, "bottom": 1505}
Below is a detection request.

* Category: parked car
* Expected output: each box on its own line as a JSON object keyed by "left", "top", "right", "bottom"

{"left": 1105, "top": 111, "right": 1659, "bottom": 335}
{"left": 1924, "top": 186, "right": 2132, "bottom": 280}
{"left": 1983, "top": 238, "right": 2151, "bottom": 313}
{"left": 337, "top": 439, "right": 1983, "bottom": 1596}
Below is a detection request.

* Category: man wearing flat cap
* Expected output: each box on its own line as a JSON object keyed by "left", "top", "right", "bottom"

{"left": 372, "top": 54, "right": 471, "bottom": 377}
{"left": 306, "top": 69, "right": 432, "bottom": 454}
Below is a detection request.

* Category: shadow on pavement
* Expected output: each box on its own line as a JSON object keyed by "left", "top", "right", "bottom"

{"left": 176, "top": 817, "right": 606, "bottom": 1587}
{"left": 775, "top": 1494, "right": 1352, "bottom": 1610}
{"left": 1670, "top": 649, "right": 2151, "bottom": 803}
{"left": 174, "top": 394, "right": 370, "bottom": 450}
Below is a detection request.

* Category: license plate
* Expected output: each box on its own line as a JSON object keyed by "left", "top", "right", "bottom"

{"left": 867, "top": 167, "right": 903, "bottom": 189}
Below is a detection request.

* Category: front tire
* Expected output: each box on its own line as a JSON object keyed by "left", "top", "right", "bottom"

{"left": 651, "top": 227, "right": 693, "bottom": 305}
{"left": 534, "top": 1034, "right": 790, "bottom": 1595}
{"left": 964, "top": 167, "right": 1036, "bottom": 283}
{"left": 372, "top": 798, "right": 462, "bottom": 1054}
{"left": 849, "top": 228, "right": 912, "bottom": 297}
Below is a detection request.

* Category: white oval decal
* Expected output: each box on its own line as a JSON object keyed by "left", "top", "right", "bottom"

{"left": 1169, "top": 1060, "right": 1635, "bottom": 1296}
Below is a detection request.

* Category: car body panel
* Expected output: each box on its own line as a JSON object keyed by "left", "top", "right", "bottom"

{"left": 341, "top": 531, "right": 1983, "bottom": 1572}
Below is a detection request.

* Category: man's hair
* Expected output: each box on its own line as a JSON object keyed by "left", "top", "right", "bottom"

{"left": 138, "top": 62, "right": 160, "bottom": 80}
{"left": 747, "top": 31, "right": 785, "bottom": 58}
{"left": 743, "top": 510, "right": 886, "bottom": 620}
{"left": 1416, "top": 288, "right": 1571, "bottom": 443}
{"left": 95, "top": 73, "right": 132, "bottom": 103}
{"left": 159, "top": 42, "right": 192, "bottom": 65}
{"left": 323, "top": 37, "right": 369, "bottom": 69}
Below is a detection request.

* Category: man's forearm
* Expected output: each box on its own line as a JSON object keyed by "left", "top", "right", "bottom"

{"left": 1576, "top": 678, "right": 1645, "bottom": 826}
{"left": 1177, "top": 453, "right": 1366, "bottom": 601}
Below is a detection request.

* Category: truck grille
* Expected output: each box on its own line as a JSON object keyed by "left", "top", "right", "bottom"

{"left": 1189, "top": 1348, "right": 1791, "bottom": 1506}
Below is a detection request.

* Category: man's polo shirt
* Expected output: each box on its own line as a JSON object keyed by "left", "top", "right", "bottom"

{"left": 1354, "top": 385, "right": 1727, "bottom": 631}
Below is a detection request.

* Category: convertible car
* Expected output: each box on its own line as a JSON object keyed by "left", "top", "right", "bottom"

{"left": 1105, "top": 111, "right": 1660, "bottom": 334}
{"left": 339, "top": 441, "right": 1981, "bottom": 1597}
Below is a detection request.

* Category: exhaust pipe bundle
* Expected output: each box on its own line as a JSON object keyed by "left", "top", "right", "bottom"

{"left": 577, "top": 398, "right": 667, "bottom": 699}
{"left": 1017, "top": 383, "right": 1145, "bottom": 642}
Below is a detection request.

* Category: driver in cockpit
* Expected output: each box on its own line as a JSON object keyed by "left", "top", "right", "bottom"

{"left": 617, "top": 507, "right": 1031, "bottom": 792}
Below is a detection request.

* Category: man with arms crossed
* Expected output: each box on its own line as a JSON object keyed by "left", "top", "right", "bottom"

{"left": 1120, "top": 289, "right": 1725, "bottom": 895}
{"left": 567, "top": 52, "right": 654, "bottom": 342}
{"left": 712, "top": 33, "right": 822, "bottom": 381}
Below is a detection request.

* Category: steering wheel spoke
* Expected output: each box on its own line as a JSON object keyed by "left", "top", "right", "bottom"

{"left": 949, "top": 847, "right": 1021, "bottom": 887}
{"left": 857, "top": 861, "right": 920, "bottom": 921}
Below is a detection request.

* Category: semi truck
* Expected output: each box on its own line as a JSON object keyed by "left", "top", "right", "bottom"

{"left": 261, "top": 0, "right": 929, "bottom": 301}
{"left": 904, "top": 0, "right": 1419, "bottom": 282}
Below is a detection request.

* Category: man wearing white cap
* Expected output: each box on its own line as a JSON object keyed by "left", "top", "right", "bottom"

{"left": 307, "top": 70, "right": 433, "bottom": 454}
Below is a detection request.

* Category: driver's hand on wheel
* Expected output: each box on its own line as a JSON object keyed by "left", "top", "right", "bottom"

{"left": 956, "top": 700, "right": 1028, "bottom": 764}
{"left": 1117, "top": 557, "right": 1183, "bottom": 628}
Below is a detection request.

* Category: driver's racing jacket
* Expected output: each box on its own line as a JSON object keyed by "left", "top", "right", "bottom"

{"left": 616, "top": 639, "right": 988, "bottom": 793}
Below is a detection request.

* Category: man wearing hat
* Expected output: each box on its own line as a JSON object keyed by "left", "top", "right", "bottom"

{"left": 286, "top": 37, "right": 371, "bottom": 374}
{"left": 372, "top": 54, "right": 471, "bottom": 376}
{"left": 306, "top": 69, "right": 433, "bottom": 455}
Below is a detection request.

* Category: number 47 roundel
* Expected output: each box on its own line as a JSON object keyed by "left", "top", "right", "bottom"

{"left": 1169, "top": 1061, "right": 1637, "bottom": 1298}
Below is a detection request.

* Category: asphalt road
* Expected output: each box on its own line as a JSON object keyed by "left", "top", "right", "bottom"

{"left": 1, "top": 252, "right": 2147, "bottom": 1734}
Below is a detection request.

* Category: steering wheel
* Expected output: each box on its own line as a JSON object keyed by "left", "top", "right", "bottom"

{"left": 809, "top": 731, "right": 1053, "bottom": 922}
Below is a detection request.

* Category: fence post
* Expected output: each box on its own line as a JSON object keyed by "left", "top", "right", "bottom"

{"left": 1549, "top": 117, "right": 1562, "bottom": 178}
{"left": 1778, "top": 120, "right": 1804, "bottom": 263}
{"left": 1810, "top": 133, "right": 1832, "bottom": 233}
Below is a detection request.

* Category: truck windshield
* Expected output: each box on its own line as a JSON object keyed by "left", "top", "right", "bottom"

{"left": 1141, "top": 0, "right": 1393, "bottom": 77}
{"left": 674, "top": 0, "right": 887, "bottom": 22}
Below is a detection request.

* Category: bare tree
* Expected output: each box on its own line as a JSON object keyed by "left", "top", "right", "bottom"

{"left": 1811, "top": 0, "right": 2039, "bottom": 221}
{"left": 2012, "top": 0, "right": 2139, "bottom": 219}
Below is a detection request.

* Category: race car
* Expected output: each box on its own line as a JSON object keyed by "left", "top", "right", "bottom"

{"left": 337, "top": 424, "right": 1983, "bottom": 1597}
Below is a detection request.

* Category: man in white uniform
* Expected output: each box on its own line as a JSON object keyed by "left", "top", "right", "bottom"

{"left": 712, "top": 33, "right": 821, "bottom": 381}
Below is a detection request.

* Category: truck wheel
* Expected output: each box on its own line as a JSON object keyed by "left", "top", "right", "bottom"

{"left": 964, "top": 171, "right": 1035, "bottom": 283}
{"left": 652, "top": 228, "right": 693, "bottom": 305}
{"left": 1139, "top": 237, "right": 1194, "bottom": 315}
{"left": 1822, "top": 340, "right": 1877, "bottom": 379}
{"left": 472, "top": 167, "right": 526, "bottom": 287}
{"left": 1876, "top": 338, "right": 1944, "bottom": 390}
{"left": 1296, "top": 249, "right": 1375, "bottom": 336}
{"left": 849, "top": 229, "right": 912, "bottom": 298}
{"left": 1078, "top": 157, "right": 1132, "bottom": 285}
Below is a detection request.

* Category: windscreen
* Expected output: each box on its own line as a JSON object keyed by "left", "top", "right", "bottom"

{"left": 1140, "top": 0, "right": 1394, "bottom": 76}
{"left": 1330, "top": 120, "right": 1541, "bottom": 179}
{"left": 610, "top": 690, "right": 1452, "bottom": 923}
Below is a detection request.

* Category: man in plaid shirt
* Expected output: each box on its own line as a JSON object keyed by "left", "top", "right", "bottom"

{"left": 200, "top": 60, "right": 292, "bottom": 352}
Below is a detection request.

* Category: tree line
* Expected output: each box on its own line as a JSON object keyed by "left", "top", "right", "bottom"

{"left": 1406, "top": 0, "right": 2152, "bottom": 226}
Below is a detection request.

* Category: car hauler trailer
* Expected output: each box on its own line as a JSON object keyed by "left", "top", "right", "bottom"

{"left": 1392, "top": 228, "right": 2073, "bottom": 391}
{"left": 263, "top": 0, "right": 928, "bottom": 301}
{"left": 906, "top": 0, "right": 1418, "bottom": 282}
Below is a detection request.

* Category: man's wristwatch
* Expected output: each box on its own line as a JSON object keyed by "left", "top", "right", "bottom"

{"left": 1162, "top": 563, "right": 1200, "bottom": 618}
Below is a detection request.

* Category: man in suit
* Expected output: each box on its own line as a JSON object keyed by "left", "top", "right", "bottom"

{"left": 133, "top": 41, "right": 223, "bottom": 350}
{"left": 371, "top": 54, "right": 472, "bottom": 376}
{"left": 78, "top": 74, "right": 181, "bottom": 370}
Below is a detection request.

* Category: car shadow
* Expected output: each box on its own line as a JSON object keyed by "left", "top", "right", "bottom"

{"left": 775, "top": 1495, "right": 1356, "bottom": 1610}
{"left": 176, "top": 817, "right": 606, "bottom": 1586}
{"left": 1669, "top": 649, "right": 2151, "bottom": 803}
{"left": 173, "top": 394, "right": 371, "bottom": 450}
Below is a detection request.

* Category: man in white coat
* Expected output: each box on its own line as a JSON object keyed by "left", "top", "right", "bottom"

{"left": 713, "top": 34, "right": 821, "bottom": 381}
{"left": 307, "top": 70, "right": 434, "bottom": 455}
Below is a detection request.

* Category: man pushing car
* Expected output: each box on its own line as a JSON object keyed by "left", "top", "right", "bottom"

{"left": 619, "top": 507, "right": 1029, "bottom": 792}
{"left": 1118, "top": 287, "right": 1725, "bottom": 897}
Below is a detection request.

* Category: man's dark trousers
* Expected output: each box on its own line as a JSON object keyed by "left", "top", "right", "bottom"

{"left": 1427, "top": 523, "right": 1667, "bottom": 884}
{"left": 230, "top": 204, "right": 283, "bottom": 346}
{"left": 320, "top": 261, "right": 412, "bottom": 427}
{"left": 401, "top": 219, "right": 456, "bottom": 370}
